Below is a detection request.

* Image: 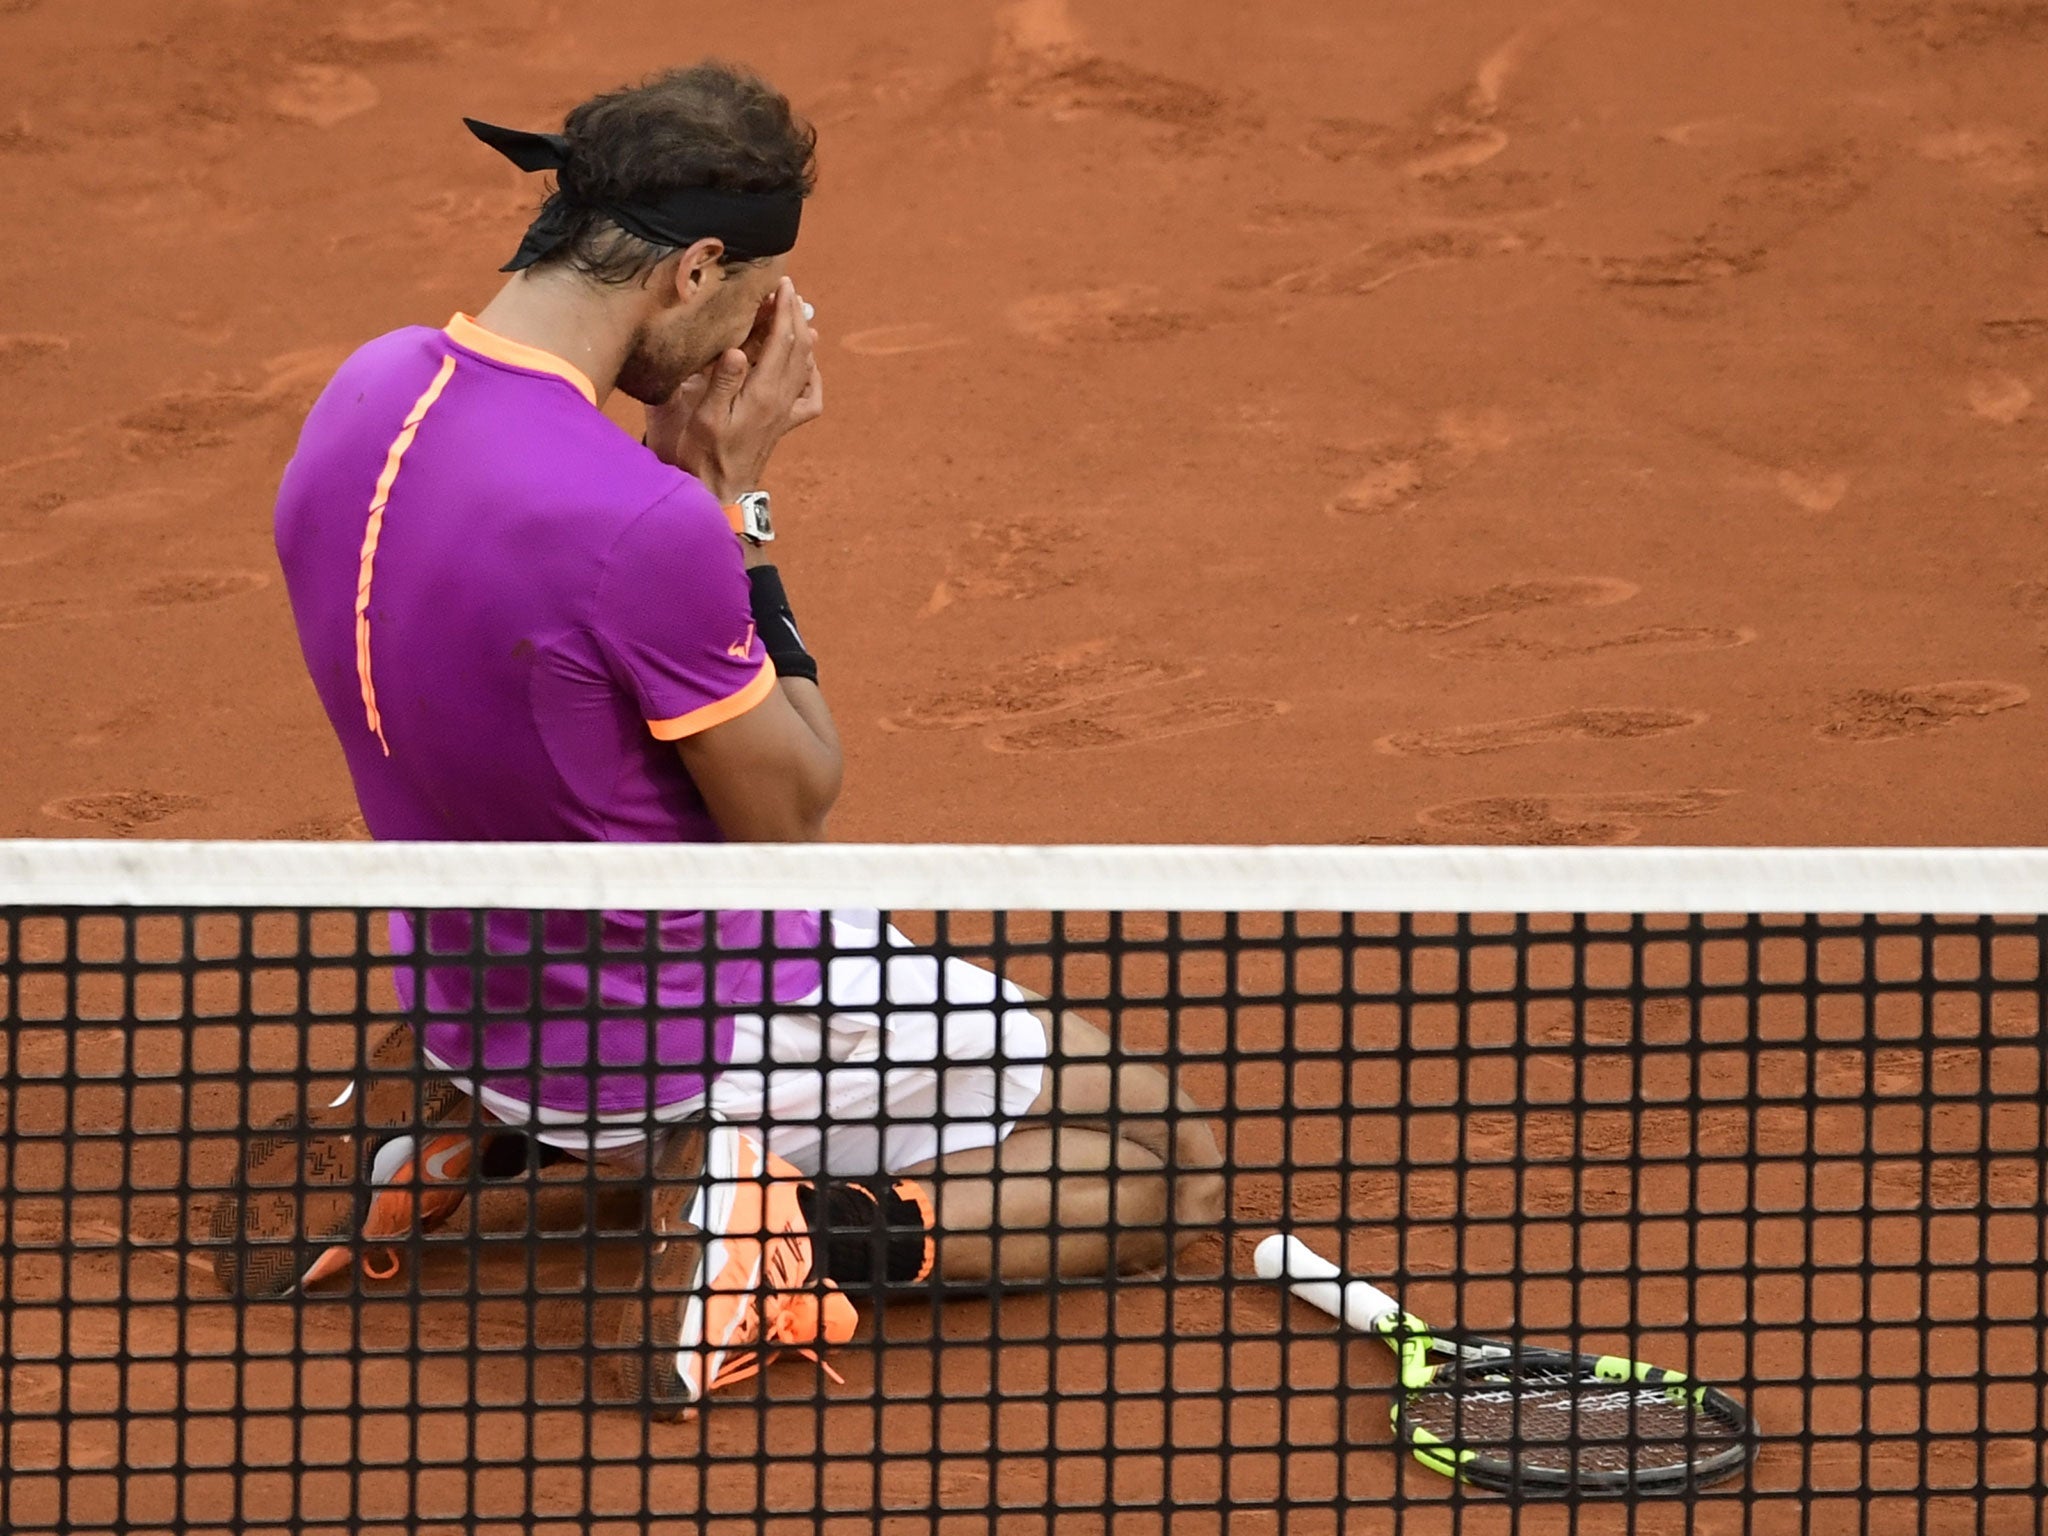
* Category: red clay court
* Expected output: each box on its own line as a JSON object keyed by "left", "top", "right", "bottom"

{"left": 3, "top": 0, "right": 2046, "bottom": 1533}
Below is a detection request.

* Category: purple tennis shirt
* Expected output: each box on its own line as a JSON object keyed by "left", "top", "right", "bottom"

{"left": 274, "top": 314, "right": 824, "bottom": 1116}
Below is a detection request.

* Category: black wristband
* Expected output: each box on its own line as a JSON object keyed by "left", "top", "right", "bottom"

{"left": 747, "top": 564, "right": 819, "bottom": 685}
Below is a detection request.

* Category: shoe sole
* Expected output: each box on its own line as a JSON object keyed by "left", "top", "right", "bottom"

{"left": 672, "top": 1123, "right": 749, "bottom": 1400}
{"left": 595, "top": 1121, "right": 720, "bottom": 1417}
{"left": 203, "top": 1025, "right": 469, "bottom": 1298}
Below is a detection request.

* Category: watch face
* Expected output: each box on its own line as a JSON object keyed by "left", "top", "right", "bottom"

{"left": 739, "top": 493, "right": 774, "bottom": 542}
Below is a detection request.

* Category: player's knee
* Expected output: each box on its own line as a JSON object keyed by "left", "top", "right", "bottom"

{"left": 1176, "top": 1113, "right": 1223, "bottom": 1172}
{"left": 1110, "top": 1174, "right": 1175, "bottom": 1274}
{"left": 1175, "top": 1166, "right": 1227, "bottom": 1232}
{"left": 1113, "top": 1169, "right": 1174, "bottom": 1231}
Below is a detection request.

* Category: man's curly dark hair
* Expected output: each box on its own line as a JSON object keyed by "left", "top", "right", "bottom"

{"left": 530, "top": 61, "right": 817, "bottom": 286}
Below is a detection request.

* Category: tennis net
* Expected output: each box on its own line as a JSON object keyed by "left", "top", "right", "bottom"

{"left": 3, "top": 840, "right": 2042, "bottom": 1536}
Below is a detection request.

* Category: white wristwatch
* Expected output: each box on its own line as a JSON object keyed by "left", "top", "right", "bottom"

{"left": 723, "top": 491, "right": 775, "bottom": 545}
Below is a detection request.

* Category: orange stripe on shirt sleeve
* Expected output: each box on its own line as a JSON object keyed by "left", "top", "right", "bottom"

{"left": 647, "top": 658, "right": 777, "bottom": 741}
{"left": 355, "top": 355, "right": 458, "bottom": 757}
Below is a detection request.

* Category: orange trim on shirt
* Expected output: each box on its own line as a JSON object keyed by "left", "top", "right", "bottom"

{"left": 356, "top": 354, "right": 458, "bottom": 756}
{"left": 646, "top": 658, "right": 777, "bottom": 741}
{"left": 443, "top": 313, "right": 598, "bottom": 406}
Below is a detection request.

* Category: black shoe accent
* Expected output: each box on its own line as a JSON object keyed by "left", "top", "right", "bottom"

{"left": 795, "top": 1178, "right": 930, "bottom": 1287}
{"left": 477, "top": 1132, "right": 573, "bottom": 1179}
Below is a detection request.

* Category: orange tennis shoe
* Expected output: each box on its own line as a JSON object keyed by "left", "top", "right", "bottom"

{"left": 601, "top": 1120, "right": 858, "bottom": 1417}
{"left": 202, "top": 1021, "right": 498, "bottom": 1297}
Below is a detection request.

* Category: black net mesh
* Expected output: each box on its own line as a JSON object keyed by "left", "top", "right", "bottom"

{"left": 3, "top": 902, "right": 2042, "bottom": 1535}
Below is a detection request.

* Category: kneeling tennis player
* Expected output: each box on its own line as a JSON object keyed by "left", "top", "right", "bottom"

{"left": 228, "top": 61, "right": 1225, "bottom": 1413}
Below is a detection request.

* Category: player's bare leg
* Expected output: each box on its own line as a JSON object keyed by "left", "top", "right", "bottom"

{"left": 896, "top": 1013, "right": 1226, "bottom": 1283}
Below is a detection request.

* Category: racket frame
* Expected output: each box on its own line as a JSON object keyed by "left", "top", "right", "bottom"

{"left": 1257, "top": 1235, "right": 1756, "bottom": 1496}
{"left": 1369, "top": 1312, "right": 1756, "bottom": 1495}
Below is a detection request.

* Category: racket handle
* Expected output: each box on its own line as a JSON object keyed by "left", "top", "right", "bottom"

{"left": 1254, "top": 1234, "right": 1403, "bottom": 1334}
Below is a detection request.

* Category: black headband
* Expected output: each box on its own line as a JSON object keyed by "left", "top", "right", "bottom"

{"left": 463, "top": 117, "right": 804, "bottom": 270}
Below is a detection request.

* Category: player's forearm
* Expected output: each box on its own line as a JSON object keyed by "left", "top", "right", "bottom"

{"left": 685, "top": 701, "right": 840, "bottom": 842}
{"left": 776, "top": 675, "right": 844, "bottom": 832}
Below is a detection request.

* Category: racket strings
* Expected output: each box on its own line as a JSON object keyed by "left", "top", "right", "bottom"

{"left": 1404, "top": 1376, "right": 1736, "bottom": 1476}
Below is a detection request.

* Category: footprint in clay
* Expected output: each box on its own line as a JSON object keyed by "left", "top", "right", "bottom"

{"left": 842, "top": 323, "right": 965, "bottom": 358}
{"left": 986, "top": 697, "right": 1287, "bottom": 754}
{"left": 272, "top": 811, "right": 370, "bottom": 841}
{"left": 41, "top": 790, "right": 210, "bottom": 833}
{"left": 133, "top": 570, "right": 271, "bottom": 609}
{"left": 1378, "top": 708, "right": 1703, "bottom": 758}
{"left": 119, "top": 389, "right": 285, "bottom": 461}
{"left": 0, "top": 333, "right": 70, "bottom": 371}
{"left": 268, "top": 65, "right": 382, "bottom": 128}
{"left": 0, "top": 595, "right": 93, "bottom": 631}
{"left": 884, "top": 646, "right": 1199, "bottom": 732}
{"left": 1386, "top": 577, "right": 1638, "bottom": 635}
{"left": 1436, "top": 626, "right": 1755, "bottom": 662}
{"left": 1416, "top": 789, "right": 1735, "bottom": 846}
{"left": 1006, "top": 287, "right": 1200, "bottom": 346}
{"left": 1816, "top": 681, "right": 2027, "bottom": 743}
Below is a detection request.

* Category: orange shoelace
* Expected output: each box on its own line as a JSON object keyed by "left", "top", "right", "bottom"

{"left": 709, "top": 1286, "right": 847, "bottom": 1391}
{"left": 763, "top": 1290, "right": 848, "bottom": 1386}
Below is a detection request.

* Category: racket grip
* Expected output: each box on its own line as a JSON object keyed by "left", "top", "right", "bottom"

{"left": 1254, "top": 1234, "right": 1403, "bottom": 1334}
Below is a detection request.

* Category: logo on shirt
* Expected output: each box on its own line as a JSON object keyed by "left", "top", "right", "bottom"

{"left": 727, "top": 622, "right": 756, "bottom": 660}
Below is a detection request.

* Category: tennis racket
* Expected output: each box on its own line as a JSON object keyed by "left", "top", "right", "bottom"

{"left": 1255, "top": 1234, "right": 1756, "bottom": 1497}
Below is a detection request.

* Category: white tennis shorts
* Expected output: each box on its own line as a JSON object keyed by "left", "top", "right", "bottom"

{"left": 428, "top": 909, "right": 1050, "bottom": 1178}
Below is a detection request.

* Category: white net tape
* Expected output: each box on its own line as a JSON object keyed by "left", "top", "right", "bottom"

{"left": 4, "top": 839, "right": 2047, "bottom": 912}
